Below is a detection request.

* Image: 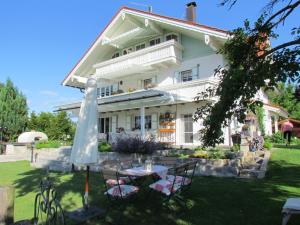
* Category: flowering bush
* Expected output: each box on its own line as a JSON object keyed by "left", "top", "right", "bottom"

{"left": 113, "top": 137, "right": 162, "bottom": 154}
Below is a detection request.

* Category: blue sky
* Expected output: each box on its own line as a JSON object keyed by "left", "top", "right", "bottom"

{"left": 0, "top": 0, "right": 298, "bottom": 112}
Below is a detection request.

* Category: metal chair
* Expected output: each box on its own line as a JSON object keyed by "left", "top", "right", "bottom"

{"left": 101, "top": 169, "right": 139, "bottom": 201}
{"left": 149, "top": 164, "right": 187, "bottom": 201}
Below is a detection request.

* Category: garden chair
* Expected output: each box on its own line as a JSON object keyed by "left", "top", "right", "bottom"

{"left": 101, "top": 169, "right": 139, "bottom": 201}
{"left": 166, "top": 160, "right": 198, "bottom": 191}
{"left": 281, "top": 198, "right": 300, "bottom": 225}
{"left": 149, "top": 164, "right": 187, "bottom": 201}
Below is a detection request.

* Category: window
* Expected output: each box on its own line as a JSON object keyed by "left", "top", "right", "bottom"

{"left": 149, "top": 38, "right": 161, "bottom": 46}
{"left": 181, "top": 70, "right": 193, "bottom": 82}
{"left": 135, "top": 43, "right": 145, "bottom": 51}
{"left": 123, "top": 47, "right": 133, "bottom": 55}
{"left": 134, "top": 115, "right": 151, "bottom": 129}
{"left": 166, "top": 33, "right": 178, "bottom": 42}
{"left": 143, "top": 78, "right": 152, "bottom": 89}
{"left": 98, "top": 117, "right": 110, "bottom": 133}
{"left": 183, "top": 114, "right": 193, "bottom": 143}
{"left": 97, "top": 85, "right": 113, "bottom": 98}
{"left": 112, "top": 52, "right": 120, "bottom": 59}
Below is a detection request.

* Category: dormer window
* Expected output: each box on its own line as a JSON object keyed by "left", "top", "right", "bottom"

{"left": 149, "top": 38, "right": 161, "bottom": 46}
{"left": 166, "top": 33, "right": 178, "bottom": 42}
{"left": 112, "top": 52, "right": 120, "bottom": 59}
{"left": 135, "top": 43, "right": 145, "bottom": 51}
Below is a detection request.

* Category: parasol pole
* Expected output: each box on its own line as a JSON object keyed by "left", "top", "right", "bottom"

{"left": 84, "top": 165, "right": 90, "bottom": 210}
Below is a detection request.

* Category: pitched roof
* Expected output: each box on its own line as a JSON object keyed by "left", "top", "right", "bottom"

{"left": 62, "top": 6, "right": 229, "bottom": 86}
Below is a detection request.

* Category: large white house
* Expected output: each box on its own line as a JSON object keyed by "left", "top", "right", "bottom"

{"left": 57, "top": 3, "right": 287, "bottom": 147}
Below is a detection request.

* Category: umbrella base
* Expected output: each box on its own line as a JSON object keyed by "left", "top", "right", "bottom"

{"left": 67, "top": 206, "right": 104, "bottom": 222}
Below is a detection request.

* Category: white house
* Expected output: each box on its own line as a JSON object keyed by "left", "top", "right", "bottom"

{"left": 56, "top": 3, "right": 287, "bottom": 147}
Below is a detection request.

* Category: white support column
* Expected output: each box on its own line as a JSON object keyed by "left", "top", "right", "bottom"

{"left": 140, "top": 106, "right": 145, "bottom": 139}
{"left": 275, "top": 116, "right": 279, "bottom": 133}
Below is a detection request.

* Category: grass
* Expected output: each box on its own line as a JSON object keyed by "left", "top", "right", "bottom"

{"left": 1, "top": 148, "right": 300, "bottom": 224}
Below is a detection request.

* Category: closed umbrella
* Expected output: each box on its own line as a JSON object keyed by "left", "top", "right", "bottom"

{"left": 69, "top": 77, "right": 102, "bottom": 220}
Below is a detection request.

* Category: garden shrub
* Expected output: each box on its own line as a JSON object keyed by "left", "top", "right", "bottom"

{"left": 113, "top": 137, "right": 162, "bottom": 154}
{"left": 264, "top": 140, "right": 273, "bottom": 150}
{"left": 194, "top": 146, "right": 205, "bottom": 151}
{"left": 230, "top": 144, "right": 240, "bottom": 152}
{"left": 224, "top": 150, "right": 237, "bottom": 160}
{"left": 268, "top": 132, "right": 284, "bottom": 144}
{"left": 191, "top": 150, "right": 208, "bottom": 159}
{"left": 35, "top": 140, "right": 61, "bottom": 149}
{"left": 98, "top": 142, "right": 112, "bottom": 152}
{"left": 292, "top": 137, "right": 300, "bottom": 145}
{"left": 208, "top": 149, "right": 226, "bottom": 159}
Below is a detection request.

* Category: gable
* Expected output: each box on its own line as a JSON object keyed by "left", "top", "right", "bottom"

{"left": 62, "top": 6, "right": 229, "bottom": 87}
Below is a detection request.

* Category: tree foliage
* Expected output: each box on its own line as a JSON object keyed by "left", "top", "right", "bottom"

{"left": 27, "top": 111, "right": 75, "bottom": 141}
{"left": 267, "top": 82, "right": 300, "bottom": 119}
{"left": 194, "top": 0, "right": 300, "bottom": 147}
{"left": 0, "top": 79, "right": 28, "bottom": 141}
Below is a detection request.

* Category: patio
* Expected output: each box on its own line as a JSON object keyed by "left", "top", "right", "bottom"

{"left": 1, "top": 148, "right": 300, "bottom": 225}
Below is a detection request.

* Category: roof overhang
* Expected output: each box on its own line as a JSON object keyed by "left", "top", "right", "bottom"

{"left": 55, "top": 89, "right": 177, "bottom": 113}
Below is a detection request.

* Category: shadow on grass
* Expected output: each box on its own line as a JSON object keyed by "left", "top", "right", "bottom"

{"left": 273, "top": 144, "right": 300, "bottom": 150}
{"left": 11, "top": 157, "right": 300, "bottom": 225}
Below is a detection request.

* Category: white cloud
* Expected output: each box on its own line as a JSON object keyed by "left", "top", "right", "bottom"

{"left": 40, "top": 90, "right": 58, "bottom": 97}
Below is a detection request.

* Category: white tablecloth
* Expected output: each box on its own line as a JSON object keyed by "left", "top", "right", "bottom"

{"left": 125, "top": 165, "right": 168, "bottom": 179}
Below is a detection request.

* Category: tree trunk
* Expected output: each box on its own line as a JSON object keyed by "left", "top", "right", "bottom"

{"left": 0, "top": 186, "right": 15, "bottom": 225}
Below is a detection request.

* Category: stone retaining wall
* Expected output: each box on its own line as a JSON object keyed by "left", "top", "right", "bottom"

{"left": 24, "top": 146, "right": 269, "bottom": 178}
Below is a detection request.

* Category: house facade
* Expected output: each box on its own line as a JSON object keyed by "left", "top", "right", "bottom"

{"left": 57, "top": 4, "right": 287, "bottom": 147}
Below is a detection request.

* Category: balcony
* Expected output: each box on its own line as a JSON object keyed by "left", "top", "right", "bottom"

{"left": 93, "top": 40, "right": 183, "bottom": 79}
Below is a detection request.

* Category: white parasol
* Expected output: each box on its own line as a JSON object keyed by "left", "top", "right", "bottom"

{"left": 70, "top": 77, "right": 98, "bottom": 209}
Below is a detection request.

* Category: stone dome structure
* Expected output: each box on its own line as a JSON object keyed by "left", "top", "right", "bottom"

{"left": 17, "top": 131, "right": 48, "bottom": 143}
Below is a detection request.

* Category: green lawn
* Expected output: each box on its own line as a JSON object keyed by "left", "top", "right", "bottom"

{"left": 1, "top": 148, "right": 300, "bottom": 225}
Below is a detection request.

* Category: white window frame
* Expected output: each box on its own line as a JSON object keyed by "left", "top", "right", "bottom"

{"left": 97, "top": 85, "right": 113, "bottom": 98}
{"left": 112, "top": 52, "right": 120, "bottom": 59}
{"left": 122, "top": 46, "right": 134, "bottom": 55}
{"left": 143, "top": 78, "right": 153, "bottom": 89}
{"left": 180, "top": 69, "right": 193, "bottom": 82}
{"left": 134, "top": 115, "right": 152, "bottom": 130}
{"left": 149, "top": 37, "right": 161, "bottom": 46}
{"left": 165, "top": 33, "right": 179, "bottom": 42}
{"left": 135, "top": 42, "right": 146, "bottom": 51}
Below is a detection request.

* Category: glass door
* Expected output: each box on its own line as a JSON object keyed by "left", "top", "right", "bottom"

{"left": 183, "top": 114, "right": 193, "bottom": 143}
{"left": 99, "top": 117, "right": 111, "bottom": 133}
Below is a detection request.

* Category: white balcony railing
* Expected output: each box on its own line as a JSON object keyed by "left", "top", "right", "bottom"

{"left": 93, "top": 40, "right": 183, "bottom": 79}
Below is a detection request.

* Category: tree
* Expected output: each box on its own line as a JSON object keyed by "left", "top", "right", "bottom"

{"left": 267, "top": 82, "right": 300, "bottom": 119}
{"left": 0, "top": 79, "right": 28, "bottom": 141}
{"left": 27, "top": 111, "right": 75, "bottom": 141}
{"left": 194, "top": 0, "right": 300, "bottom": 146}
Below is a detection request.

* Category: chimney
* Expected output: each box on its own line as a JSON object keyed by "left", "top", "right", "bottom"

{"left": 186, "top": 2, "right": 197, "bottom": 23}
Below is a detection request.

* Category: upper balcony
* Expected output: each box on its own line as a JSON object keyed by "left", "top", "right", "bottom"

{"left": 93, "top": 40, "right": 183, "bottom": 79}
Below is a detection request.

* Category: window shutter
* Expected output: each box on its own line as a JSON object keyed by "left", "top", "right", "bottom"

{"left": 125, "top": 115, "right": 131, "bottom": 131}
{"left": 151, "top": 113, "right": 158, "bottom": 130}
{"left": 192, "top": 67, "right": 198, "bottom": 80}
{"left": 174, "top": 71, "right": 181, "bottom": 83}
{"left": 111, "top": 116, "right": 117, "bottom": 132}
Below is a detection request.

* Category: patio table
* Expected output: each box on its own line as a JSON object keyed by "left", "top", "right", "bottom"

{"left": 123, "top": 165, "right": 169, "bottom": 179}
